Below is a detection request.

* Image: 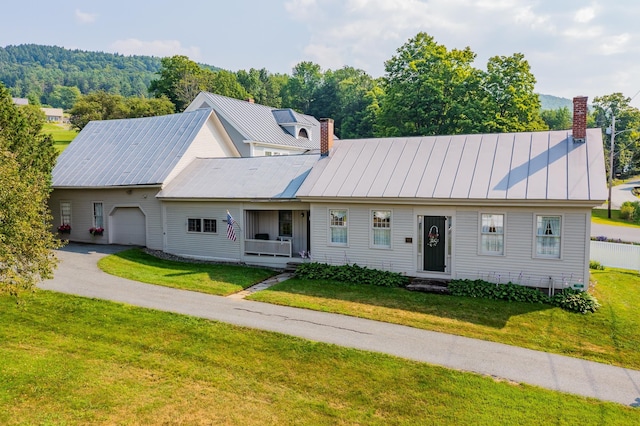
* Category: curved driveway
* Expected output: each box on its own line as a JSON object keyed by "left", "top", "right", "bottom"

{"left": 40, "top": 243, "right": 640, "bottom": 406}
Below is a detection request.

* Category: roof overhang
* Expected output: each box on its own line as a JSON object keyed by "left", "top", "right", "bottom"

{"left": 296, "top": 196, "right": 605, "bottom": 209}
{"left": 53, "top": 184, "right": 162, "bottom": 190}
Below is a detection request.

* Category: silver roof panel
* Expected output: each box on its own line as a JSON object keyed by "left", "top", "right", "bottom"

{"left": 53, "top": 109, "right": 212, "bottom": 187}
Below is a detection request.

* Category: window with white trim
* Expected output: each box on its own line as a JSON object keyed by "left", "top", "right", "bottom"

{"left": 371, "top": 210, "right": 391, "bottom": 248}
{"left": 480, "top": 213, "right": 504, "bottom": 255}
{"left": 93, "top": 202, "right": 104, "bottom": 228}
{"left": 188, "top": 218, "right": 217, "bottom": 233}
{"left": 536, "top": 215, "right": 561, "bottom": 258}
{"left": 329, "top": 209, "right": 348, "bottom": 245}
{"left": 203, "top": 219, "right": 217, "bottom": 233}
{"left": 60, "top": 201, "right": 71, "bottom": 225}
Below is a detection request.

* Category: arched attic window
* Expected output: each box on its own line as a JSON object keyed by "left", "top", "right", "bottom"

{"left": 298, "top": 128, "right": 309, "bottom": 139}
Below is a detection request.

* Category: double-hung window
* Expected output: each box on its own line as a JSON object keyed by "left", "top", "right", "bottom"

{"left": 480, "top": 213, "right": 504, "bottom": 255}
{"left": 329, "top": 209, "right": 348, "bottom": 246}
{"left": 371, "top": 210, "right": 391, "bottom": 248}
{"left": 536, "top": 215, "right": 561, "bottom": 258}
{"left": 93, "top": 202, "right": 104, "bottom": 228}
{"left": 60, "top": 201, "right": 72, "bottom": 226}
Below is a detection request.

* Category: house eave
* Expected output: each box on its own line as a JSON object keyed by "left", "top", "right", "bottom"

{"left": 157, "top": 197, "right": 302, "bottom": 203}
{"left": 296, "top": 196, "right": 605, "bottom": 208}
{"left": 53, "top": 184, "right": 163, "bottom": 190}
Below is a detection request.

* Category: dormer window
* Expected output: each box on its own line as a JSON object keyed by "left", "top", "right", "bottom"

{"left": 298, "top": 128, "right": 309, "bottom": 139}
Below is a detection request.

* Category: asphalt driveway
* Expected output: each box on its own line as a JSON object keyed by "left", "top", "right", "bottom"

{"left": 40, "top": 243, "right": 640, "bottom": 406}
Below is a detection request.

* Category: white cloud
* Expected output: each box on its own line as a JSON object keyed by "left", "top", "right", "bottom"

{"left": 574, "top": 4, "right": 598, "bottom": 23}
{"left": 75, "top": 9, "right": 97, "bottom": 24}
{"left": 109, "top": 39, "right": 201, "bottom": 60}
{"left": 597, "top": 33, "right": 632, "bottom": 55}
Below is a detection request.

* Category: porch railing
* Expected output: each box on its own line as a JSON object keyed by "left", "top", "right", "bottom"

{"left": 245, "top": 239, "right": 292, "bottom": 257}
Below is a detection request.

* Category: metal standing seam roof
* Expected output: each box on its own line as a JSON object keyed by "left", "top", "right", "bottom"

{"left": 297, "top": 128, "right": 608, "bottom": 202}
{"left": 184, "top": 92, "right": 319, "bottom": 150}
{"left": 52, "top": 109, "right": 213, "bottom": 187}
{"left": 157, "top": 154, "right": 321, "bottom": 199}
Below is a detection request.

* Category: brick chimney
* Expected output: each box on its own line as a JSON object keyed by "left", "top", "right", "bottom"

{"left": 320, "top": 118, "right": 334, "bottom": 157}
{"left": 572, "top": 96, "right": 588, "bottom": 143}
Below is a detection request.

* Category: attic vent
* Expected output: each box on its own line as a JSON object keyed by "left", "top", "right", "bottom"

{"left": 298, "top": 128, "right": 309, "bottom": 139}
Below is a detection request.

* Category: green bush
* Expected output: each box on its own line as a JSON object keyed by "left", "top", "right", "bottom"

{"left": 619, "top": 202, "right": 634, "bottom": 220}
{"left": 448, "top": 279, "right": 549, "bottom": 304}
{"left": 589, "top": 260, "right": 605, "bottom": 270}
{"left": 295, "top": 262, "right": 409, "bottom": 288}
{"left": 448, "top": 279, "right": 600, "bottom": 313}
{"left": 551, "top": 288, "right": 601, "bottom": 314}
{"left": 620, "top": 201, "right": 640, "bottom": 223}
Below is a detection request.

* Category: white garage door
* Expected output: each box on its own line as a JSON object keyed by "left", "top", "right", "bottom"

{"left": 111, "top": 207, "right": 146, "bottom": 246}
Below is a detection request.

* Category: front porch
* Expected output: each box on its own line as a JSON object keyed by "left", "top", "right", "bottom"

{"left": 243, "top": 209, "right": 310, "bottom": 261}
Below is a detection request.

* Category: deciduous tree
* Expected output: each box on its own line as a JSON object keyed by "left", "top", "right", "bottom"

{"left": 0, "top": 83, "right": 59, "bottom": 297}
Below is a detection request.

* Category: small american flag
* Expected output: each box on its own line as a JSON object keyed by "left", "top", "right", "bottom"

{"left": 226, "top": 211, "right": 237, "bottom": 241}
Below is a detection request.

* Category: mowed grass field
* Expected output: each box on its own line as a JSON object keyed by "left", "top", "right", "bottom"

{"left": 43, "top": 122, "right": 77, "bottom": 152}
{"left": 2, "top": 291, "right": 639, "bottom": 425}
{"left": 98, "top": 249, "right": 640, "bottom": 370}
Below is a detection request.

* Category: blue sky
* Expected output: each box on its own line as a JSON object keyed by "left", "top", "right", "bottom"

{"left": 4, "top": 1, "right": 640, "bottom": 106}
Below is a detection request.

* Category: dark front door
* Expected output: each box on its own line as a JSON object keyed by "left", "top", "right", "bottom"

{"left": 423, "top": 216, "right": 446, "bottom": 272}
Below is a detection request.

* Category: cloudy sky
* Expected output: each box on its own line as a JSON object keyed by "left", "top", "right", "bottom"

{"left": 3, "top": 1, "right": 640, "bottom": 106}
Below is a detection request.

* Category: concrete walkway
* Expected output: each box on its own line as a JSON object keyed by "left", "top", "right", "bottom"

{"left": 40, "top": 243, "right": 640, "bottom": 407}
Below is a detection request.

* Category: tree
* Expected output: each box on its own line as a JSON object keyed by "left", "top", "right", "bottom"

{"left": 0, "top": 83, "right": 59, "bottom": 297}
{"left": 236, "top": 68, "right": 287, "bottom": 107}
{"left": 378, "top": 32, "right": 483, "bottom": 136}
{"left": 280, "top": 62, "right": 323, "bottom": 113}
{"left": 69, "top": 91, "right": 175, "bottom": 130}
{"left": 46, "top": 85, "right": 81, "bottom": 110}
{"left": 593, "top": 93, "right": 640, "bottom": 178}
{"left": 149, "top": 55, "right": 203, "bottom": 111}
{"left": 540, "top": 107, "right": 572, "bottom": 130}
{"left": 150, "top": 55, "right": 250, "bottom": 111}
{"left": 481, "top": 53, "right": 546, "bottom": 132}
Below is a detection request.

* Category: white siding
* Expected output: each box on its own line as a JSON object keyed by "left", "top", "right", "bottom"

{"left": 163, "top": 117, "right": 239, "bottom": 184}
{"left": 164, "top": 202, "right": 243, "bottom": 261}
{"left": 309, "top": 202, "right": 590, "bottom": 287}
{"left": 49, "top": 188, "right": 163, "bottom": 249}
{"left": 454, "top": 207, "right": 589, "bottom": 288}
{"left": 162, "top": 201, "right": 310, "bottom": 263}
{"left": 309, "top": 203, "right": 415, "bottom": 273}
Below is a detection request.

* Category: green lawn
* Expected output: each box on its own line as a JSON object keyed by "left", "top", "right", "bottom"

{"left": 43, "top": 122, "right": 77, "bottom": 152}
{"left": 97, "top": 248, "right": 276, "bottom": 296}
{"left": 1, "top": 291, "right": 638, "bottom": 424}
{"left": 592, "top": 208, "right": 640, "bottom": 227}
{"left": 98, "top": 250, "right": 640, "bottom": 370}
{"left": 248, "top": 269, "right": 640, "bottom": 370}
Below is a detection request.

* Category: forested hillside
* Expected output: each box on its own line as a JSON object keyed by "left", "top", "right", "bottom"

{"left": 0, "top": 44, "right": 163, "bottom": 100}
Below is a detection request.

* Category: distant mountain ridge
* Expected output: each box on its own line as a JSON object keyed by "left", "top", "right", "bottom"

{"left": 1, "top": 44, "right": 573, "bottom": 113}
{"left": 538, "top": 94, "right": 573, "bottom": 111}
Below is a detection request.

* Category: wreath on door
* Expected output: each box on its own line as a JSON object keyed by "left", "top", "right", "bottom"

{"left": 427, "top": 225, "right": 439, "bottom": 247}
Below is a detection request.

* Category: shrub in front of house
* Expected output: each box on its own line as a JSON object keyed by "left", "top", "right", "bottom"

{"left": 449, "top": 279, "right": 600, "bottom": 314}
{"left": 448, "top": 279, "right": 549, "bottom": 304}
{"left": 589, "top": 260, "right": 605, "bottom": 270}
{"left": 550, "top": 288, "right": 601, "bottom": 314}
{"left": 295, "top": 262, "right": 409, "bottom": 288}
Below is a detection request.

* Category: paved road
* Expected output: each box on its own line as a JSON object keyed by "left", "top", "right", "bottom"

{"left": 40, "top": 243, "right": 640, "bottom": 406}
{"left": 591, "top": 223, "right": 640, "bottom": 243}
{"left": 608, "top": 178, "right": 640, "bottom": 209}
